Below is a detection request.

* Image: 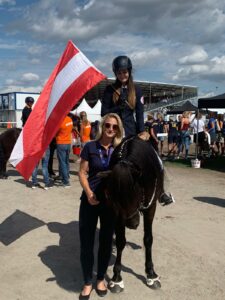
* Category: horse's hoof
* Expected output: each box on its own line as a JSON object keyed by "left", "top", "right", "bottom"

{"left": 146, "top": 277, "right": 161, "bottom": 289}
{"left": 108, "top": 280, "right": 124, "bottom": 293}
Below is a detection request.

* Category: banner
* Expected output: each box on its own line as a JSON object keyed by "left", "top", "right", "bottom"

{"left": 9, "top": 40, "right": 106, "bottom": 180}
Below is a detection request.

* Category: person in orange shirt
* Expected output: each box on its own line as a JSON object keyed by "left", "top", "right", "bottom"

{"left": 80, "top": 111, "right": 91, "bottom": 147}
{"left": 56, "top": 114, "right": 73, "bottom": 188}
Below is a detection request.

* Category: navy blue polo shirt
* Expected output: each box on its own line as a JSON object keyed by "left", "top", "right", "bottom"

{"left": 168, "top": 120, "right": 178, "bottom": 135}
{"left": 80, "top": 140, "right": 114, "bottom": 193}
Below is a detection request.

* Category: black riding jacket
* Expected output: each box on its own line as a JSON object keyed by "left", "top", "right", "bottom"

{"left": 101, "top": 84, "right": 145, "bottom": 136}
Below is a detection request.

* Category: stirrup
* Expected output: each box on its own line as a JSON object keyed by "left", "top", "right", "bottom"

{"left": 159, "top": 192, "right": 175, "bottom": 206}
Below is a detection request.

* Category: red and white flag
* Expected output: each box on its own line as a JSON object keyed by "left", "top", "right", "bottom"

{"left": 9, "top": 40, "right": 106, "bottom": 180}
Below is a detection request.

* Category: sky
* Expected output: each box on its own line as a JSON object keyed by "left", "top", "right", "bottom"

{"left": 0, "top": 0, "right": 225, "bottom": 97}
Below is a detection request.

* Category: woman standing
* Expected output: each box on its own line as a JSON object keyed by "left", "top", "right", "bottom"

{"left": 80, "top": 111, "right": 92, "bottom": 147}
{"left": 190, "top": 112, "right": 206, "bottom": 156}
{"left": 78, "top": 113, "right": 123, "bottom": 299}
{"left": 180, "top": 111, "right": 191, "bottom": 159}
{"left": 101, "top": 56, "right": 148, "bottom": 140}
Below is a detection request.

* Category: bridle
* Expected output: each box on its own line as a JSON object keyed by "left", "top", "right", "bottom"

{"left": 126, "top": 179, "right": 157, "bottom": 220}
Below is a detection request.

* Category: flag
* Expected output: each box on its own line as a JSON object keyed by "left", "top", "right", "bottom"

{"left": 9, "top": 40, "right": 106, "bottom": 180}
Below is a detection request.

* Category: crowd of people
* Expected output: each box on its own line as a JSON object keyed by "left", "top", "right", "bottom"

{"left": 144, "top": 110, "right": 225, "bottom": 160}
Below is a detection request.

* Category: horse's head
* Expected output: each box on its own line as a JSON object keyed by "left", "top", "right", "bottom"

{"left": 99, "top": 159, "right": 142, "bottom": 229}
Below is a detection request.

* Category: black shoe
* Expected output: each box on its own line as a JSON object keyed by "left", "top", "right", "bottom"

{"left": 79, "top": 286, "right": 92, "bottom": 300}
{"left": 160, "top": 192, "right": 175, "bottom": 206}
{"left": 96, "top": 288, "right": 107, "bottom": 297}
{"left": 44, "top": 183, "right": 54, "bottom": 190}
{"left": 49, "top": 173, "right": 56, "bottom": 178}
{"left": 53, "top": 175, "right": 62, "bottom": 181}
{"left": 31, "top": 183, "right": 41, "bottom": 189}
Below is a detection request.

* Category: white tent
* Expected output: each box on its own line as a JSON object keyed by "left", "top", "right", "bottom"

{"left": 91, "top": 100, "right": 102, "bottom": 121}
{"left": 73, "top": 99, "right": 91, "bottom": 115}
{"left": 72, "top": 98, "right": 101, "bottom": 122}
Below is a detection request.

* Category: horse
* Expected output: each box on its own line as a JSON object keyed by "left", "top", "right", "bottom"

{"left": 0, "top": 128, "right": 21, "bottom": 179}
{"left": 99, "top": 135, "right": 164, "bottom": 293}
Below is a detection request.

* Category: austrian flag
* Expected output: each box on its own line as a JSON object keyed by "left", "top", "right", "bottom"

{"left": 9, "top": 40, "right": 106, "bottom": 180}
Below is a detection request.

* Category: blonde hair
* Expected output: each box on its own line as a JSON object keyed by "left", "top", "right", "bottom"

{"left": 95, "top": 113, "right": 124, "bottom": 147}
{"left": 147, "top": 113, "right": 154, "bottom": 121}
{"left": 182, "top": 111, "right": 189, "bottom": 118}
{"left": 157, "top": 112, "right": 163, "bottom": 119}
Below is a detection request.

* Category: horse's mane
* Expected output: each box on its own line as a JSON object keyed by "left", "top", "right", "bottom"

{"left": 108, "top": 136, "right": 164, "bottom": 213}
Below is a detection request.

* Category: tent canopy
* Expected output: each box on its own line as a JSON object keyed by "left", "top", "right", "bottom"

{"left": 198, "top": 93, "right": 225, "bottom": 108}
{"left": 167, "top": 100, "right": 197, "bottom": 114}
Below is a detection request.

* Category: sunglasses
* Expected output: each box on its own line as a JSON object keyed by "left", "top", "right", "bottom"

{"left": 104, "top": 122, "right": 119, "bottom": 131}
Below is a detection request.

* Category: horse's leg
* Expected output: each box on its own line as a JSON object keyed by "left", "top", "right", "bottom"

{"left": 108, "top": 216, "right": 126, "bottom": 293}
{"left": 143, "top": 204, "right": 161, "bottom": 289}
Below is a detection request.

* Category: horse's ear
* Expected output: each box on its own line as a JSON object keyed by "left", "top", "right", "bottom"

{"left": 97, "top": 170, "right": 112, "bottom": 178}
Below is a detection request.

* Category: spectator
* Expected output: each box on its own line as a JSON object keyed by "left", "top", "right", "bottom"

{"left": 80, "top": 111, "right": 91, "bottom": 148}
{"left": 31, "top": 147, "right": 53, "bottom": 190}
{"left": 180, "top": 111, "right": 191, "bottom": 159}
{"left": 48, "top": 137, "right": 57, "bottom": 178}
{"left": 56, "top": 114, "right": 73, "bottom": 188}
{"left": 167, "top": 116, "right": 178, "bottom": 159}
{"left": 90, "top": 120, "right": 100, "bottom": 140}
{"left": 21, "top": 97, "right": 34, "bottom": 126}
{"left": 207, "top": 112, "right": 217, "bottom": 156}
{"left": 216, "top": 114, "right": 224, "bottom": 155}
{"left": 218, "top": 114, "right": 225, "bottom": 156}
{"left": 144, "top": 113, "right": 155, "bottom": 134}
{"left": 149, "top": 113, "right": 167, "bottom": 156}
{"left": 156, "top": 113, "right": 167, "bottom": 157}
{"left": 190, "top": 112, "right": 206, "bottom": 156}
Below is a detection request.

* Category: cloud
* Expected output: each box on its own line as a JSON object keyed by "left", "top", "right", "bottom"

{"left": 173, "top": 52, "right": 225, "bottom": 82}
{"left": 27, "top": 45, "right": 44, "bottom": 55}
{"left": 1, "top": 0, "right": 225, "bottom": 95}
{"left": 4, "top": 73, "right": 41, "bottom": 92}
{"left": 0, "top": 0, "right": 15, "bottom": 5}
{"left": 21, "top": 73, "right": 40, "bottom": 82}
{"left": 0, "top": 84, "right": 42, "bottom": 93}
{"left": 178, "top": 47, "right": 208, "bottom": 65}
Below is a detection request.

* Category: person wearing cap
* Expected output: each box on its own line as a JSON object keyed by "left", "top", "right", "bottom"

{"left": 21, "top": 96, "right": 34, "bottom": 126}
{"left": 101, "top": 56, "right": 148, "bottom": 140}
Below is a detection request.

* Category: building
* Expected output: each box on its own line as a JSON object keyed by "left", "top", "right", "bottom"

{"left": 0, "top": 92, "right": 40, "bottom": 128}
{"left": 83, "top": 78, "right": 198, "bottom": 108}
{"left": 0, "top": 80, "right": 198, "bottom": 127}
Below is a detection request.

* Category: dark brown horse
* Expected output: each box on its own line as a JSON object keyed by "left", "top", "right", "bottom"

{"left": 100, "top": 136, "right": 164, "bottom": 293}
{"left": 0, "top": 128, "right": 21, "bottom": 179}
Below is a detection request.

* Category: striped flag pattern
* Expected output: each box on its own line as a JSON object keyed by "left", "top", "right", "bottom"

{"left": 9, "top": 40, "right": 106, "bottom": 180}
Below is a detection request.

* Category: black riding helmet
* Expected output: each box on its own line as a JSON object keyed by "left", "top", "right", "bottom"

{"left": 25, "top": 96, "right": 34, "bottom": 104}
{"left": 112, "top": 56, "right": 132, "bottom": 74}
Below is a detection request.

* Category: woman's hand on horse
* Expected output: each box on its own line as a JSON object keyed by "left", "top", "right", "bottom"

{"left": 138, "top": 131, "right": 150, "bottom": 141}
{"left": 87, "top": 192, "right": 99, "bottom": 205}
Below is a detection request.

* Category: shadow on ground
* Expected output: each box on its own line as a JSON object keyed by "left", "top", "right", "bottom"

{"left": 0, "top": 209, "right": 46, "bottom": 245}
{"left": 193, "top": 196, "right": 225, "bottom": 208}
{"left": 0, "top": 210, "right": 150, "bottom": 293}
{"left": 38, "top": 221, "right": 83, "bottom": 293}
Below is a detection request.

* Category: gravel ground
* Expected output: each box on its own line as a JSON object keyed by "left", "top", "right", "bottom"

{"left": 0, "top": 159, "right": 224, "bottom": 300}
